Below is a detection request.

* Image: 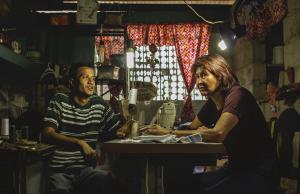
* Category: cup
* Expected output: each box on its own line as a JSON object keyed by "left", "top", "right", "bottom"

{"left": 1, "top": 118, "right": 9, "bottom": 139}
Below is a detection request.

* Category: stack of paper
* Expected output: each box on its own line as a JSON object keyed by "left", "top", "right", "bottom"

{"left": 133, "top": 134, "right": 177, "bottom": 143}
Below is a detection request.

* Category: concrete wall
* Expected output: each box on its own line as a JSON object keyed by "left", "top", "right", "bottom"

{"left": 283, "top": 0, "right": 300, "bottom": 111}
{"left": 231, "top": 0, "right": 300, "bottom": 121}
{"left": 231, "top": 37, "right": 266, "bottom": 100}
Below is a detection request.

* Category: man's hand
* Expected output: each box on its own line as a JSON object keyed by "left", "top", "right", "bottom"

{"left": 116, "top": 120, "right": 132, "bottom": 138}
{"left": 77, "top": 140, "right": 96, "bottom": 161}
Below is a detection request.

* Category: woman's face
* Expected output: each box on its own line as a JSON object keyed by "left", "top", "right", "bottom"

{"left": 75, "top": 67, "right": 96, "bottom": 97}
{"left": 195, "top": 67, "right": 220, "bottom": 97}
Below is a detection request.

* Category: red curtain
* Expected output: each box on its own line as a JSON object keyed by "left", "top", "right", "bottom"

{"left": 95, "top": 36, "right": 124, "bottom": 117}
{"left": 127, "top": 23, "right": 211, "bottom": 123}
{"left": 237, "top": 0, "right": 288, "bottom": 41}
{"left": 173, "top": 23, "right": 211, "bottom": 123}
{"left": 95, "top": 36, "right": 124, "bottom": 63}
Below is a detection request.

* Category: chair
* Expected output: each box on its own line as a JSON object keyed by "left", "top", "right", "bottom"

{"left": 275, "top": 125, "right": 300, "bottom": 193}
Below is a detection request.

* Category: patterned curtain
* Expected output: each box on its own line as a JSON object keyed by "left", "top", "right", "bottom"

{"left": 95, "top": 36, "right": 124, "bottom": 63}
{"left": 173, "top": 23, "right": 211, "bottom": 123}
{"left": 127, "top": 23, "right": 211, "bottom": 122}
{"left": 95, "top": 36, "right": 124, "bottom": 117}
{"left": 237, "top": 0, "right": 287, "bottom": 41}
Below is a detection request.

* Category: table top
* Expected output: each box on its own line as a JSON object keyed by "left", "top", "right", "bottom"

{"left": 0, "top": 141, "right": 56, "bottom": 155}
{"left": 101, "top": 139, "right": 226, "bottom": 154}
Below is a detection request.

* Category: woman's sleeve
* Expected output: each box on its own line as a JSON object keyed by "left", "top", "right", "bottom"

{"left": 222, "top": 88, "right": 248, "bottom": 119}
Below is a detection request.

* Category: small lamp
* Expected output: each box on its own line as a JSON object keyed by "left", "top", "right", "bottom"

{"left": 126, "top": 39, "right": 134, "bottom": 68}
{"left": 217, "top": 24, "right": 245, "bottom": 50}
{"left": 98, "top": 40, "right": 105, "bottom": 63}
{"left": 125, "top": 39, "right": 135, "bottom": 104}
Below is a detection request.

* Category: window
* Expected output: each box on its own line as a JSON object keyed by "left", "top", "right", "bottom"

{"left": 129, "top": 45, "right": 205, "bottom": 101}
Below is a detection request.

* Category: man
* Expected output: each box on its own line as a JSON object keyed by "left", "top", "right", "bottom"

{"left": 42, "top": 62, "right": 129, "bottom": 194}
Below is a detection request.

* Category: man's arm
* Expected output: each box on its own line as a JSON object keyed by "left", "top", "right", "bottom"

{"left": 115, "top": 120, "right": 131, "bottom": 138}
{"left": 197, "top": 112, "right": 239, "bottom": 142}
{"left": 42, "top": 127, "right": 96, "bottom": 160}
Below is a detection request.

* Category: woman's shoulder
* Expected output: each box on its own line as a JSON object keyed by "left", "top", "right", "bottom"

{"left": 228, "top": 85, "right": 252, "bottom": 96}
{"left": 225, "top": 85, "right": 255, "bottom": 102}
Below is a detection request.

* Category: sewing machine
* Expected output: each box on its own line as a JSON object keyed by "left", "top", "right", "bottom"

{"left": 157, "top": 101, "right": 176, "bottom": 130}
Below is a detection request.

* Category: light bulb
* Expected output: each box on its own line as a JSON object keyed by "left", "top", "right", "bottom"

{"left": 218, "top": 40, "right": 227, "bottom": 50}
{"left": 128, "top": 88, "right": 138, "bottom": 115}
{"left": 126, "top": 48, "right": 134, "bottom": 68}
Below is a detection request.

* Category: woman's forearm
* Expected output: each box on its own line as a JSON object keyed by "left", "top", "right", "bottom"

{"left": 172, "top": 129, "right": 200, "bottom": 137}
{"left": 198, "top": 128, "right": 223, "bottom": 142}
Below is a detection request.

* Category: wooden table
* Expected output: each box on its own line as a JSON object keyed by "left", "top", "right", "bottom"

{"left": 0, "top": 142, "right": 56, "bottom": 194}
{"left": 102, "top": 140, "right": 226, "bottom": 154}
{"left": 101, "top": 140, "right": 226, "bottom": 194}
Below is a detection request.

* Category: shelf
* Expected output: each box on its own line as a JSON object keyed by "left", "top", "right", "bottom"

{"left": 96, "top": 78, "right": 125, "bottom": 85}
{"left": 276, "top": 83, "right": 300, "bottom": 100}
{"left": 0, "top": 44, "right": 34, "bottom": 72}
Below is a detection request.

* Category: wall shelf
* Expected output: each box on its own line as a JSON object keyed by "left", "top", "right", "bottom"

{"left": 0, "top": 44, "right": 34, "bottom": 72}
{"left": 276, "top": 83, "right": 300, "bottom": 100}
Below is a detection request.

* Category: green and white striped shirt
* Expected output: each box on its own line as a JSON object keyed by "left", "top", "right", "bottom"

{"left": 43, "top": 92, "right": 120, "bottom": 171}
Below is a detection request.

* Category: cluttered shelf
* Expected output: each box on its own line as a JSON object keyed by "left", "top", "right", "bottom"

{"left": 276, "top": 83, "right": 300, "bottom": 100}
{"left": 0, "top": 44, "right": 34, "bottom": 71}
{"left": 0, "top": 44, "right": 41, "bottom": 81}
{"left": 258, "top": 83, "right": 300, "bottom": 104}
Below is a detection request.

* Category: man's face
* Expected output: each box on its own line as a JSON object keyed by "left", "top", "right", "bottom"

{"left": 75, "top": 67, "right": 96, "bottom": 97}
{"left": 195, "top": 67, "right": 220, "bottom": 97}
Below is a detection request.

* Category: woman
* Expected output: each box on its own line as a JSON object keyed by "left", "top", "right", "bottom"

{"left": 145, "top": 54, "right": 279, "bottom": 194}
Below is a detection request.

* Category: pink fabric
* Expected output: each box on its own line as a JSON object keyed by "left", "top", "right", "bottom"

{"left": 127, "top": 23, "right": 211, "bottom": 122}
{"left": 126, "top": 25, "right": 149, "bottom": 47}
{"left": 95, "top": 36, "right": 124, "bottom": 63}
{"left": 240, "top": 0, "right": 288, "bottom": 40}
{"left": 173, "top": 24, "right": 211, "bottom": 122}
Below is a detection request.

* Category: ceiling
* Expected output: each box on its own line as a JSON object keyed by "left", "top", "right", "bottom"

{"left": 15, "top": 0, "right": 235, "bottom": 13}
{"left": 0, "top": 0, "right": 236, "bottom": 34}
{"left": 63, "top": 0, "right": 236, "bottom": 5}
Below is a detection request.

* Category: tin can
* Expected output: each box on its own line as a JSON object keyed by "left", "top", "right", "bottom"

{"left": 130, "top": 120, "right": 139, "bottom": 138}
{"left": 1, "top": 118, "right": 9, "bottom": 140}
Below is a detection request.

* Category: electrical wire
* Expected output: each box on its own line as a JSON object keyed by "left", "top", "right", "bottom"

{"left": 183, "top": 1, "right": 225, "bottom": 24}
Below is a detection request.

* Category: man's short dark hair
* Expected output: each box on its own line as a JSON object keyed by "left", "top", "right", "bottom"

{"left": 69, "top": 62, "right": 94, "bottom": 80}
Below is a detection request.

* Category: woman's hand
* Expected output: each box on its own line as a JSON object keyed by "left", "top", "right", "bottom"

{"left": 196, "top": 126, "right": 209, "bottom": 131}
{"left": 142, "top": 124, "right": 171, "bottom": 135}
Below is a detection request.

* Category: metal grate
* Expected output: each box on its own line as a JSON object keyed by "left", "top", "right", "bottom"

{"left": 130, "top": 45, "right": 205, "bottom": 101}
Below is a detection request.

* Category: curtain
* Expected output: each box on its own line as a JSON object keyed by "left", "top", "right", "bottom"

{"left": 237, "top": 0, "right": 287, "bottom": 41}
{"left": 173, "top": 23, "right": 211, "bottom": 123}
{"left": 127, "top": 23, "right": 211, "bottom": 122}
{"left": 95, "top": 36, "right": 124, "bottom": 63}
{"left": 95, "top": 36, "right": 125, "bottom": 118}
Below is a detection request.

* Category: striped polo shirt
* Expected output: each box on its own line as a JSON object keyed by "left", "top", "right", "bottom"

{"left": 43, "top": 92, "right": 121, "bottom": 172}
